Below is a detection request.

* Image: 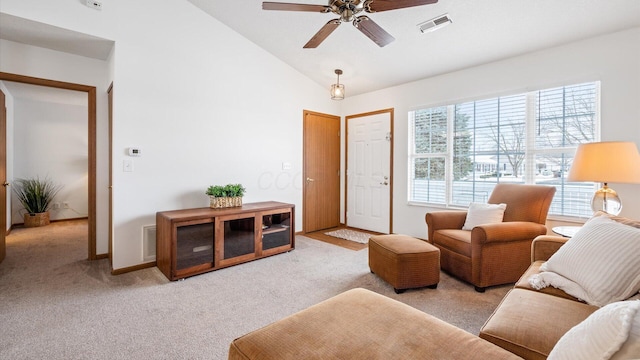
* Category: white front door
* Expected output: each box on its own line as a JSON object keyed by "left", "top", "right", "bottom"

{"left": 346, "top": 111, "right": 392, "bottom": 233}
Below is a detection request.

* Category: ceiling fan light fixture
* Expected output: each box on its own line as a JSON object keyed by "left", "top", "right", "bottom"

{"left": 418, "top": 13, "right": 452, "bottom": 33}
{"left": 331, "top": 69, "right": 345, "bottom": 100}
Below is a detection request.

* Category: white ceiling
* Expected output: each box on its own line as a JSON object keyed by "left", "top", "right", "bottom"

{"left": 0, "top": 12, "right": 114, "bottom": 60}
{"left": 189, "top": 0, "right": 640, "bottom": 96}
{"left": 1, "top": 2, "right": 639, "bottom": 98}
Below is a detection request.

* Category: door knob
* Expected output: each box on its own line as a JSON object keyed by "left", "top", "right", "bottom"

{"left": 380, "top": 181, "right": 389, "bottom": 185}
{"left": 2, "top": 182, "right": 9, "bottom": 187}
{"left": 306, "top": 177, "right": 315, "bottom": 182}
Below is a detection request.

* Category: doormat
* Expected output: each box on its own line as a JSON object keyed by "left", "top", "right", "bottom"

{"left": 324, "top": 229, "right": 371, "bottom": 244}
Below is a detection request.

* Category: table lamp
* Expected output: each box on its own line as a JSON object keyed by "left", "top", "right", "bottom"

{"left": 568, "top": 141, "right": 640, "bottom": 215}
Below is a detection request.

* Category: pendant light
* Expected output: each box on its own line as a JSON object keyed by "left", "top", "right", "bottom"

{"left": 330, "top": 69, "right": 345, "bottom": 100}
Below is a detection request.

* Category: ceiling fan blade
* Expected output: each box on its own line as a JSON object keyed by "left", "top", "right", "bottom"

{"left": 304, "top": 19, "right": 341, "bottom": 48}
{"left": 364, "top": 0, "right": 438, "bottom": 13}
{"left": 262, "top": 2, "right": 330, "bottom": 12}
{"left": 353, "top": 16, "right": 395, "bottom": 47}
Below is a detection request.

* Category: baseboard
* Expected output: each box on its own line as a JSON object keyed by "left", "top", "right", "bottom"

{"left": 95, "top": 253, "right": 108, "bottom": 260}
{"left": 51, "top": 216, "right": 88, "bottom": 223}
{"left": 12, "top": 216, "right": 89, "bottom": 227}
{"left": 111, "top": 261, "right": 156, "bottom": 275}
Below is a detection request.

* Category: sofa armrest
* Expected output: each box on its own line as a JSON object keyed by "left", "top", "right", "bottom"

{"left": 471, "top": 221, "right": 548, "bottom": 245}
{"left": 531, "top": 235, "right": 568, "bottom": 262}
{"left": 425, "top": 211, "right": 467, "bottom": 243}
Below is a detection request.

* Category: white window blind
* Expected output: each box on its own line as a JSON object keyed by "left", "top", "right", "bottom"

{"left": 409, "top": 82, "right": 600, "bottom": 218}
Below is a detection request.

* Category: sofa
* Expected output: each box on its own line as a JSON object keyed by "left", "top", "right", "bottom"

{"left": 480, "top": 212, "right": 640, "bottom": 359}
{"left": 479, "top": 235, "right": 598, "bottom": 359}
{"left": 229, "top": 213, "right": 640, "bottom": 359}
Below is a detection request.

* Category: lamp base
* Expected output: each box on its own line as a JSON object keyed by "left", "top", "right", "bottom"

{"left": 591, "top": 183, "right": 622, "bottom": 215}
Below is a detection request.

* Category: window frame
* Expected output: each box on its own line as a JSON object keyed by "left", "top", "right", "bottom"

{"left": 408, "top": 82, "right": 601, "bottom": 220}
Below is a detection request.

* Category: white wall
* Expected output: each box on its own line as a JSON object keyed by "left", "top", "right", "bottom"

{"left": 341, "top": 27, "right": 640, "bottom": 239}
{"left": 0, "top": 81, "right": 15, "bottom": 230}
{"left": 11, "top": 98, "right": 88, "bottom": 223}
{"left": 1, "top": 0, "right": 338, "bottom": 270}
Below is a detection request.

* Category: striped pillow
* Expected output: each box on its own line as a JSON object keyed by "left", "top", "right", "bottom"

{"left": 548, "top": 300, "right": 640, "bottom": 360}
{"left": 529, "top": 215, "right": 640, "bottom": 307}
{"left": 593, "top": 210, "right": 640, "bottom": 229}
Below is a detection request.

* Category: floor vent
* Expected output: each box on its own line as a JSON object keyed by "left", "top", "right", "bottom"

{"left": 143, "top": 225, "right": 157, "bottom": 262}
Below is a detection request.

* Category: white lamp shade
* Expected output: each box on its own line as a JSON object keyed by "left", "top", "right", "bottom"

{"left": 568, "top": 141, "right": 640, "bottom": 184}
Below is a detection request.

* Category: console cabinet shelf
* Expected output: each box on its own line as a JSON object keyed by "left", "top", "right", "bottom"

{"left": 156, "top": 201, "right": 294, "bottom": 281}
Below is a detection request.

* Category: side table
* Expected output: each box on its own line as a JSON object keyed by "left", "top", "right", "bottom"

{"left": 552, "top": 225, "right": 581, "bottom": 238}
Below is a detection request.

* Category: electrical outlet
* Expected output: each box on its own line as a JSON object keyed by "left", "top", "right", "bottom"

{"left": 63, "top": 202, "right": 70, "bottom": 209}
{"left": 52, "top": 202, "right": 60, "bottom": 210}
{"left": 86, "top": 0, "right": 102, "bottom": 10}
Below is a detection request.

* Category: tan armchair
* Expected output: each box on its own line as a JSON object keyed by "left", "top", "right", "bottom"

{"left": 425, "top": 183, "right": 556, "bottom": 292}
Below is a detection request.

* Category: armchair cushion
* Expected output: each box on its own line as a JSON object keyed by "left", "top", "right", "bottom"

{"left": 529, "top": 215, "right": 640, "bottom": 307}
{"left": 462, "top": 203, "right": 507, "bottom": 230}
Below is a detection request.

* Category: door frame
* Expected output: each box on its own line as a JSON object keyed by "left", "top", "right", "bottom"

{"left": 107, "top": 82, "right": 113, "bottom": 266}
{"left": 0, "top": 89, "right": 6, "bottom": 264}
{"left": 0, "top": 72, "right": 98, "bottom": 260}
{"left": 345, "top": 108, "right": 394, "bottom": 233}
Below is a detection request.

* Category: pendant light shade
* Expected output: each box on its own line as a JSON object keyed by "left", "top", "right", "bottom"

{"left": 331, "top": 69, "right": 345, "bottom": 100}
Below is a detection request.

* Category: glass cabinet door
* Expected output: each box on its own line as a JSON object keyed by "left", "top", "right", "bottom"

{"left": 261, "top": 211, "right": 291, "bottom": 251}
{"left": 221, "top": 216, "right": 255, "bottom": 260}
{"left": 176, "top": 222, "right": 214, "bottom": 271}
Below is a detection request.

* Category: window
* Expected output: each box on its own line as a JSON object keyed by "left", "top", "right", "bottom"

{"left": 409, "top": 82, "right": 599, "bottom": 217}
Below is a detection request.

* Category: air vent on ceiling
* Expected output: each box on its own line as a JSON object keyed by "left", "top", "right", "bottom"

{"left": 418, "top": 14, "right": 452, "bottom": 33}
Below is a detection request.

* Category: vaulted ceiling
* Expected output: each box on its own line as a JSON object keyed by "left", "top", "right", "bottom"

{"left": 1, "top": 1, "right": 639, "bottom": 98}
{"left": 189, "top": 0, "right": 640, "bottom": 96}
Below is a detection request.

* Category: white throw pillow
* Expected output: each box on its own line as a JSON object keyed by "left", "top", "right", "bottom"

{"left": 461, "top": 203, "right": 507, "bottom": 230}
{"left": 529, "top": 215, "right": 640, "bottom": 307}
{"left": 548, "top": 300, "right": 640, "bottom": 360}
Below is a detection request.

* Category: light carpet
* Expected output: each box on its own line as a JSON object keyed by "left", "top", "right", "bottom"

{"left": 0, "top": 219, "right": 511, "bottom": 360}
{"left": 324, "top": 229, "right": 372, "bottom": 244}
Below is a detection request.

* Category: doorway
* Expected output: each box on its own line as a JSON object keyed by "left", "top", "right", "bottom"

{"left": 302, "top": 110, "right": 340, "bottom": 233}
{"left": 345, "top": 109, "right": 393, "bottom": 234}
{"left": 0, "top": 72, "right": 97, "bottom": 261}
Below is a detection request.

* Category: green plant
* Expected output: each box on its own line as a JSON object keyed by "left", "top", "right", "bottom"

{"left": 206, "top": 183, "right": 246, "bottom": 198}
{"left": 13, "top": 176, "right": 63, "bottom": 214}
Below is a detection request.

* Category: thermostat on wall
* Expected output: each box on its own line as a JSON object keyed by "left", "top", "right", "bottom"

{"left": 128, "top": 147, "right": 142, "bottom": 157}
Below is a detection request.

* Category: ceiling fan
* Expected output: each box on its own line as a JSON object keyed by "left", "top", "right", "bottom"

{"left": 262, "top": 0, "right": 438, "bottom": 48}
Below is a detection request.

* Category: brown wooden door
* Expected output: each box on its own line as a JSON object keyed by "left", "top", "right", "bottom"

{"left": 303, "top": 111, "right": 340, "bottom": 232}
{"left": 0, "top": 89, "right": 7, "bottom": 264}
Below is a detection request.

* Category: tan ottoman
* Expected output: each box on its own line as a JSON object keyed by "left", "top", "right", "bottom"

{"left": 229, "top": 288, "right": 522, "bottom": 360}
{"left": 369, "top": 234, "right": 440, "bottom": 293}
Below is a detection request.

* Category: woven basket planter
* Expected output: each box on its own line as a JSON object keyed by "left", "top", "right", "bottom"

{"left": 24, "top": 212, "right": 50, "bottom": 227}
{"left": 209, "top": 196, "right": 243, "bottom": 209}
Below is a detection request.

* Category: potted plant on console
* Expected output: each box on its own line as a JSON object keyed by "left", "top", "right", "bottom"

{"left": 206, "top": 183, "right": 246, "bottom": 209}
{"left": 13, "top": 176, "right": 63, "bottom": 227}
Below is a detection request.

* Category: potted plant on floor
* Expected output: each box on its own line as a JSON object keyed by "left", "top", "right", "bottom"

{"left": 13, "top": 176, "right": 63, "bottom": 227}
{"left": 206, "top": 183, "right": 246, "bottom": 209}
